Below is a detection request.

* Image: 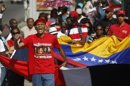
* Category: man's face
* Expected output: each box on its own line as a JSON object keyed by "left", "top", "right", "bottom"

{"left": 11, "top": 20, "right": 18, "bottom": 28}
{"left": 117, "top": 15, "right": 125, "bottom": 24}
{"left": 96, "top": 26, "right": 103, "bottom": 36}
{"left": 67, "top": 18, "right": 71, "bottom": 24}
{"left": 35, "top": 22, "right": 45, "bottom": 35}
{"left": 106, "top": 12, "right": 113, "bottom": 19}
{"left": 27, "top": 19, "right": 34, "bottom": 28}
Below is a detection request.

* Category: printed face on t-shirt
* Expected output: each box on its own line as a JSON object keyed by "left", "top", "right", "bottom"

{"left": 34, "top": 43, "right": 52, "bottom": 59}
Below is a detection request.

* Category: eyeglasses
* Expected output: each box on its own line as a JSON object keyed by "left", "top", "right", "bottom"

{"left": 12, "top": 32, "right": 20, "bottom": 35}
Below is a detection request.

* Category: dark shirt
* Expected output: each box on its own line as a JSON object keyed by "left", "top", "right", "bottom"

{"left": 100, "top": 17, "right": 117, "bottom": 34}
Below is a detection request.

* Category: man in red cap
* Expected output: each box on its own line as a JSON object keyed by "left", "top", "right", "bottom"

{"left": 13, "top": 18, "right": 67, "bottom": 86}
{"left": 99, "top": 7, "right": 117, "bottom": 34}
{"left": 108, "top": 9, "right": 130, "bottom": 40}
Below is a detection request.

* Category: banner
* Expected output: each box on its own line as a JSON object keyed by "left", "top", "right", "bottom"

{"left": 56, "top": 35, "right": 130, "bottom": 66}
{"left": 36, "top": 0, "right": 73, "bottom": 11}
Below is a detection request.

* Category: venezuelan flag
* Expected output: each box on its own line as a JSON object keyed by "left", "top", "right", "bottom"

{"left": 55, "top": 35, "right": 130, "bottom": 66}
{"left": 1, "top": 35, "right": 130, "bottom": 86}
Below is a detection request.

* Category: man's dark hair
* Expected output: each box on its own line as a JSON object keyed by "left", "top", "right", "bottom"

{"left": 38, "top": 12, "right": 48, "bottom": 21}
{"left": 9, "top": 18, "right": 17, "bottom": 25}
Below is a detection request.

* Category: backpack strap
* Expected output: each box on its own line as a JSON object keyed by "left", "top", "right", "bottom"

{"left": 77, "top": 26, "right": 83, "bottom": 40}
{"left": 78, "top": 26, "right": 82, "bottom": 35}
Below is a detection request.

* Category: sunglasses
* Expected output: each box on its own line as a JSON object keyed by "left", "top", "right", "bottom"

{"left": 12, "top": 32, "right": 20, "bottom": 35}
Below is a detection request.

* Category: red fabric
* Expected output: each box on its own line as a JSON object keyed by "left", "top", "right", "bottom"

{"left": 34, "top": 18, "right": 46, "bottom": 26}
{"left": 55, "top": 65, "right": 66, "bottom": 86}
{"left": 23, "top": 33, "right": 60, "bottom": 74}
{"left": 109, "top": 22, "right": 130, "bottom": 39}
{"left": 0, "top": 55, "right": 30, "bottom": 79}
{"left": 0, "top": 55, "right": 66, "bottom": 86}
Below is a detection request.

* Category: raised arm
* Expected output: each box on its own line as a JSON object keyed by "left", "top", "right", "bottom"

{"left": 14, "top": 34, "right": 25, "bottom": 49}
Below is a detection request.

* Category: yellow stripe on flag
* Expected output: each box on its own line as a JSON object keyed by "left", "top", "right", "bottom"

{"left": 58, "top": 35, "right": 130, "bottom": 58}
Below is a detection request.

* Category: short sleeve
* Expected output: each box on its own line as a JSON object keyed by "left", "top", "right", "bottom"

{"left": 22, "top": 35, "right": 32, "bottom": 46}
{"left": 53, "top": 37, "right": 60, "bottom": 49}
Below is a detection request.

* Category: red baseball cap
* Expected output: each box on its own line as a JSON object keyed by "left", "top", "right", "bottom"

{"left": 69, "top": 11, "right": 79, "bottom": 18}
{"left": 34, "top": 18, "right": 46, "bottom": 26}
{"left": 117, "top": 9, "right": 125, "bottom": 16}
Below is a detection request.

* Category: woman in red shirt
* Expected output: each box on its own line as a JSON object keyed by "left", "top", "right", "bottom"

{"left": 7, "top": 27, "right": 25, "bottom": 86}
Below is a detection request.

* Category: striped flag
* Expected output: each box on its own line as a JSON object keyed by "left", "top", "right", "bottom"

{"left": 1, "top": 35, "right": 130, "bottom": 86}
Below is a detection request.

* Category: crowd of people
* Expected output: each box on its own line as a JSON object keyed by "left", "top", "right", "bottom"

{"left": 0, "top": 0, "right": 130, "bottom": 86}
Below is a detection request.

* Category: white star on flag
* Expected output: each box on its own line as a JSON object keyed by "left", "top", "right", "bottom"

{"left": 105, "top": 59, "right": 110, "bottom": 63}
{"left": 91, "top": 57, "right": 96, "bottom": 62}
{"left": 83, "top": 56, "right": 89, "bottom": 61}
{"left": 98, "top": 59, "right": 103, "bottom": 63}
{"left": 111, "top": 60, "right": 117, "bottom": 64}
{"left": 73, "top": 58, "right": 81, "bottom": 61}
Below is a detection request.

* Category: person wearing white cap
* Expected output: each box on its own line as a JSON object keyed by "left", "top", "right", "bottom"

{"left": 49, "top": 27, "right": 66, "bottom": 38}
{"left": 49, "top": 27, "right": 58, "bottom": 35}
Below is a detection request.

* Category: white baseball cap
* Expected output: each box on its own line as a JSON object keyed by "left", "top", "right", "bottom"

{"left": 49, "top": 27, "right": 58, "bottom": 35}
{"left": 76, "top": 8, "right": 82, "bottom": 14}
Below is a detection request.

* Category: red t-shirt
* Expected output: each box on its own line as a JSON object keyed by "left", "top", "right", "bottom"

{"left": 109, "top": 22, "right": 130, "bottom": 39}
{"left": 23, "top": 33, "right": 60, "bottom": 74}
